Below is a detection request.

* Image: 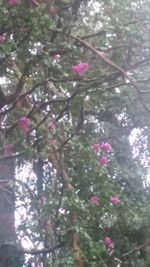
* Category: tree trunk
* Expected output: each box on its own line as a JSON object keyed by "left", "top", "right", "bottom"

{"left": 0, "top": 159, "right": 23, "bottom": 267}
{"left": 0, "top": 159, "right": 15, "bottom": 243}
{"left": 70, "top": 210, "right": 84, "bottom": 267}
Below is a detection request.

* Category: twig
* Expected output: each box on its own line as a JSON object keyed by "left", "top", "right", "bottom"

{"left": 81, "top": 30, "right": 106, "bottom": 39}
{"left": 0, "top": 152, "right": 25, "bottom": 161}
{"left": 122, "top": 241, "right": 150, "bottom": 258}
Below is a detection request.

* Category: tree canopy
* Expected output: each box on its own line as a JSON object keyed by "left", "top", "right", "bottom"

{"left": 1, "top": 0, "right": 150, "bottom": 266}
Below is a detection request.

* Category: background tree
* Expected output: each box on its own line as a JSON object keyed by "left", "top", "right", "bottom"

{"left": 1, "top": 0, "right": 150, "bottom": 266}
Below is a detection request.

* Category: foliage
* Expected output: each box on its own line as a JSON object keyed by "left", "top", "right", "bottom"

{"left": 1, "top": 0, "right": 150, "bottom": 266}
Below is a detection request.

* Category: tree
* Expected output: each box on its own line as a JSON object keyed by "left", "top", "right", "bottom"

{"left": 1, "top": 0, "right": 150, "bottom": 266}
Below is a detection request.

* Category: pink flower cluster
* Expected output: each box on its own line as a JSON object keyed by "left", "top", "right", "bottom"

{"left": 19, "top": 117, "right": 31, "bottom": 133}
{"left": 104, "top": 236, "right": 114, "bottom": 250}
{"left": 90, "top": 195, "right": 121, "bottom": 206}
{"left": 111, "top": 197, "right": 121, "bottom": 204}
{"left": 90, "top": 195, "right": 100, "bottom": 206}
{"left": 0, "top": 35, "right": 6, "bottom": 44}
{"left": 92, "top": 142, "right": 112, "bottom": 166}
{"left": 72, "top": 62, "right": 89, "bottom": 76}
{"left": 99, "top": 156, "right": 108, "bottom": 165}
{"left": 92, "top": 143, "right": 112, "bottom": 153}
{"left": 101, "top": 143, "right": 112, "bottom": 152}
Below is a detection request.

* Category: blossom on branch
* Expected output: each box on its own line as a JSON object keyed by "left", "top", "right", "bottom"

{"left": 90, "top": 196, "right": 100, "bottom": 206}
{"left": 72, "top": 62, "right": 89, "bottom": 76}
{"left": 99, "top": 156, "right": 109, "bottom": 165}
{"left": 104, "top": 236, "right": 114, "bottom": 250}
{"left": 111, "top": 197, "right": 121, "bottom": 204}
{"left": 100, "top": 143, "right": 112, "bottom": 152}
{"left": 19, "top": 117, "right": 31, "bottom": 133}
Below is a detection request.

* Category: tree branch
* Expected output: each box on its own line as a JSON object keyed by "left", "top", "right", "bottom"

{"left": 121, "top": 241, "right": 150, "bottom": 258}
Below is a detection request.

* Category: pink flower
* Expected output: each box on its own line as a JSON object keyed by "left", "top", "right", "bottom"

{"left": 48, "top": 122, "right": 56, "bottom": 131}
{"left": 5, "top": 144, "right": 14, "bottom": 154}
{"left": 19, "top": 117, "right": 31, "bottom": 127}
{"left": 90, "top": 196, "right": 100, "bottom": 206}
{"left": 99, "top": 156, "right": 109, "bottom": 166}
{"left": 104, "top": 236, "right": 112, "bottom": 246}
{"left": 101, "top": 143, "right": 112, "bottom": 152}
{"left": 92, "top": 143, "right": 101, "bottom": 152}
{"left": 53, "top": 54, "right": 60, "bottom": 61}
{"left": 8, "top": 0, "right": 18, "bottom": 5}
{"left": 111, "top": 197, "right": 121, "bottom": 204}
{"left": 19, "top": 117, "right": 31, "bottom": 133}
{"left": 0, "top": 35, "right": 6, "bottom": 44}
{"left": 72, "top": 62, "right": 89, "bottom": 76}
{"left": 104, "top": 236, "right": 114, "bottom": 250}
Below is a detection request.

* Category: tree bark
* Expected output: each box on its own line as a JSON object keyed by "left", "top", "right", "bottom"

{"left": 70, "top": 210, "right": 84, "bottom": 267}
{"left": 0, "top": 159, "right": 15, "bottom": 243}
{"left": 0, "top": 159, "right": 23, "bottom": 267}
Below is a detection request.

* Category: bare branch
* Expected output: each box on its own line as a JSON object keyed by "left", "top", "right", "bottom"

{"left": 122, "top": 241, "right": 150, "bottom": 258}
